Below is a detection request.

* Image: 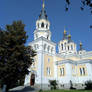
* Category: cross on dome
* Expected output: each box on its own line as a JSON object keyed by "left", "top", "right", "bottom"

{"left": 39, "top": 0, "right": 48, "bottom": 20}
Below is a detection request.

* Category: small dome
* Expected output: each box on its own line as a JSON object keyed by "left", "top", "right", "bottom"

{"left": 80, "top": 42, "right": 82, "bottom": 46}
{"left": 68, "top": 34, "right": 71, "bottom": 38}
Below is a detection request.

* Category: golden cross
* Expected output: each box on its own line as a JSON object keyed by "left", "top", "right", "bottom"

{"left": 42, "top": 0, "right": 45, "bottom": 8}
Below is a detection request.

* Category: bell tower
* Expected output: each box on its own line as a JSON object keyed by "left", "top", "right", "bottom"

{"left": 58, "top": 29, "right": 77, "bottom": 54}
{"left": 34, "top": 0, "right": 51, "bottom": 40}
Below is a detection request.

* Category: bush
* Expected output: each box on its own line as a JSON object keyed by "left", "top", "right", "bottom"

{"left": 85, "top": 80, "right": 92, "bottom": 90}
{"left": 39, "top": 89, "right": 43, "bottom": 92}
{"left": 49, "top": 80, "right": 58, "bottom": 90}
{"left": 69, "top": 80, "right": 76, "bottom": 89}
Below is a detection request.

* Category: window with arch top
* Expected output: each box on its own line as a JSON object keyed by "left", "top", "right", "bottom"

{"left": 83, "top": 67, "right": 85, "bottom": 75}
{"left": 44, "top": 44, "right": 46, "bottom": 50}
{"left": 61, "top": 44, "right": 63, "bottom": 50}
{"left": 38, "top": 23, "right": 39, "bottom": 28}
{"left": 71, "top": 45, "right": 73, "bottom": 50}
{"left": 68, "top": 46, "right": 69, "bottom": 50}
{"left": 46, "top": 24, "right": 48, "bottom": 29}
{"left": 47, "top": 35, "right": 49, "bottom": 40}
{"left": 80, "top": 68, "right": 82, "bottom": 76}
{"left": 41, "top": 22, "right": 44, "bottom": 28}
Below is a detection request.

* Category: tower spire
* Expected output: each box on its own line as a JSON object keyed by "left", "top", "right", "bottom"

{"left": 80, "top": 41, "right": 83, "bottom": 50}
{"left": 63, "top": 28, "right": 67, "bottom": 40}
{"left": 42, "top": 0, "right": 45, "bottom": 9}
{"left": 39, "top": 0, "right": 48, "bottom": 20}
{"left": 68, "top": 30, "right": 71, "bottom": 42}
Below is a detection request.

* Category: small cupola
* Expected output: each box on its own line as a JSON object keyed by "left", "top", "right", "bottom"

{"left": 79, "top": 41, "right": 83, "bottom": 50}
{"left": 68, "top": 34, "right": 71, "bottom": 42}
{"left": 78, "top": 41, "right": 86, "bottom": 55}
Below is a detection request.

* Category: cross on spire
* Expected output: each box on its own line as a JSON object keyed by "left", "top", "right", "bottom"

{"left": 42, "top": 0, "right": 45, "bottom": 9}
{"left": 39, "top": 0, "right": 48, "bottom": 20}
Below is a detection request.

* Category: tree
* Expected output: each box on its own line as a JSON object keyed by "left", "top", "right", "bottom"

{"left": 0, "top": 21, "right": 36, "bottom": 91}
{"left": 85, "top": 80, "right": 92, "bottom": 90}
{"left": 65, "top": 0, "right": 92, "bottom": 28}
{"left": 49, "top": 80, "right": 58, "bottom": 90}
{"left": 65, "top": 0, "right": 92, "bottom": 13}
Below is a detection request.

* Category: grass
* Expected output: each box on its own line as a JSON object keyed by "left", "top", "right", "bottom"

{"left": 42, "top": 89, "right": 92, "bottom": 92}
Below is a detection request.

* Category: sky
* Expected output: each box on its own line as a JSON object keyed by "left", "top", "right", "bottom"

{"left": 0, "top": 0, "right": 92, "bottom": 51}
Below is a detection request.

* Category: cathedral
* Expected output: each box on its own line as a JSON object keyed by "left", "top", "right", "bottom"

{"left": 24, "top": 1, "right": 92, "bottom": 89}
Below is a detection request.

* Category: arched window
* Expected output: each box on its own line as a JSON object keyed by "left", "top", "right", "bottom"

{"left": 38, "top": 23, "right": 39, "bottom": 28}
{"left": 68, "top": 46, "right": 69, "bottom": 50}
{"left": 47, "top": 67, "right": 51, "bottom": 75}
{"left": 71, "top": 45, "right": 73, "bottom": 50}
{"left": 60, "top": 68, "right": 62, "bottom": 76}
{"left": 60, "top": 68, "right": 64, "bottom": 76}
{"left": 61, "top": 44, "right": 63, "bottom": 50}
{"left": 44, "top": 44, "right": 46, "bottom": 50}
{"left": 47, "top": 35, "right": 49, "bottom": 39}
{"left": 64, "top": 43, "right": 66, "bottom": 50}
{"left": 48, "top": 58, "right": 50, "bottom": 62}
{"left": 47, "top": 46, "right": 50, "bottom": 52}
{"left": 83, "top": 67, "right": 85, "bottom": 75}
{"left": 41, "top": 22, "right": 44, "bottom": 28}
{"left": 51, "top": 47, "right": 53, "bottom": 53}
{"left": 62, "top": 68, "right": 64, "bottom": 76}
{"left": 80, "top": 68, "right": 82, "bottom": 76}
{"left": 46, "top": 24, "right": 48, "bottom": 28}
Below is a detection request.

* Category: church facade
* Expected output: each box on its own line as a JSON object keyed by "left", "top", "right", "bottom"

{"left": 24, "top": 1, "right": 92, "bottom": 89}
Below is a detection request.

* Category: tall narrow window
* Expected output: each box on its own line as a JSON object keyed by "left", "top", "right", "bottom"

{"left": 71, "top": 45, "right": 73, "bottom": 50}
{"left": 64, "top": 43, "right": 66, "bottom": 50}
{"left": 47, "top": 46, "right": 50, "bottom": 52}
{"left": 80, "top": 68, "right": 82, "bottom": 76}
{"left": 44, "top": 44, "right": 46, "bottom": 50}
{"left": 46, "top": 24, "right": 48, "bottom": 29}
{"left": 62, "top": 68, "right": 64, "bottom": 76}
{"left": 47, "top": 67, "right": 51, "bottom": 75}
{"left": 68, "top": 46, "right": 69, "bottom": 50}
{"left": 51, "top": 47, "right": 53, "bottom": 53}
{"left": 47, "top": 35, "right": 49, "bottom": 40}
{"left": 48, "top": 58, "right": 50, "bottom": 62}
{"left": 38, "top": 23, "right": 39, "bottom": 28}
{"left": 60, "top": 68, "right": 64, "bottom": 76}
{"left": 41, "top": 22, "right": 44, "bottom": 28}
{"left": 83, "top": 68, "right": 85, "bottom": 75}
{"left": 61, "top": 44, "right": 63, "bottom": 50}
{"left": 60, "top": 68, "right": 62, "bottom": 76}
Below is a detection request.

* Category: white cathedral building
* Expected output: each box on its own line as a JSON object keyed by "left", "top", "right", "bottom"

{"left": 24, "top": 1, "right": 92, "bottom": 89}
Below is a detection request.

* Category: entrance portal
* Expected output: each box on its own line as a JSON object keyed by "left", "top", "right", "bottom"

{"left": 30, "top": 74, "right": 35, "bottom": 86}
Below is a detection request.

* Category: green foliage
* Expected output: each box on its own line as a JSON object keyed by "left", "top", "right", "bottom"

{"left": 69, "top": 80, "right": 76, "bottom": 89}
{"left": 49, "top": 80, "right": 58, "bottom": 90}
{"left": 65, "top": 0, "right": 92, "bottom": 29}
{"left": 85, "top": 80, "right": 92, "bottom": 90}
{"left": 39, "top": 89, "right": 43, "bottom": 92}
{"left": 70, "top": 80, "right": 73, "bottom": 89}
{"left": 65, "top": 0, "right": 92, "bottom": 13}
{"left": 0, "top": 21, "right": 36, "bottom": 91}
